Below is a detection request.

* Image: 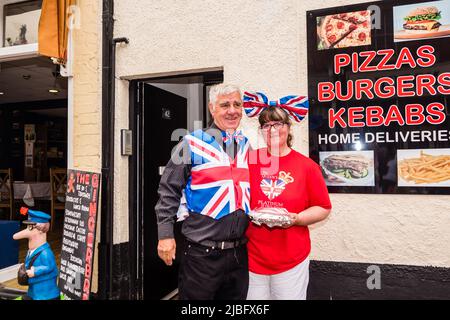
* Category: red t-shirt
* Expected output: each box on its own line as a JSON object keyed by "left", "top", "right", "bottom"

{"left": 246, "top": 148, "right": 332, "bottom": 275}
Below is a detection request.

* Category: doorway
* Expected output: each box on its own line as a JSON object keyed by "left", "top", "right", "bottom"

{"left": 0, "top": 56, "right": 68, "bottom": 291}
{"left": 130, "top": 71, "right": 223, "bottom": 299}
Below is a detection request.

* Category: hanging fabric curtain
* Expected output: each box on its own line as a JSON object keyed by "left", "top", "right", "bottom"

{"left": 38, "top": 0, "right": 75, "bottom": 63}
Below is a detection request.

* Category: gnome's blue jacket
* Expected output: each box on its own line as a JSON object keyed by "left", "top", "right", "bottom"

{"left": 25, "top": 242, "right": 60, "bottom": 300}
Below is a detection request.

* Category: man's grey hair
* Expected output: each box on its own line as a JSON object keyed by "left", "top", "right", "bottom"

{"left": 209, "top": 83, "right": 241, "bottom": 105}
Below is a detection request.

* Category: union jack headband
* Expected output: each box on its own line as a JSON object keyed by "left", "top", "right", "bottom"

{"left": 243, "top": 91, "right": 309, "bottom": 123}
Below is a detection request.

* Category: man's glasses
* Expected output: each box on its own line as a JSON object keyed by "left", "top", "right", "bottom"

{"left": 261, "top": 122, "right": 286, "bottom": 131}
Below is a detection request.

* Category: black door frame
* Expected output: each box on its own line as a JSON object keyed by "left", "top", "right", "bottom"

{"left": 128, "top": 71, "right": 223, "bottom": 299}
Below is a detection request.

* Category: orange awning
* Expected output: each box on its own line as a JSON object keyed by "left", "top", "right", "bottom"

{"left": 38, "top": 0, "right": 75, "bottom": 63}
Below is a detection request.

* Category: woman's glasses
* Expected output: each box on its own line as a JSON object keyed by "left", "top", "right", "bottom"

{"left": 261, "top": 122, "right": 286, "bottom": 131}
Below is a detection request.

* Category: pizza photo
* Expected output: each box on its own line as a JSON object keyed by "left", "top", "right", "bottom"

{"left": 317, "top": 10, "right": 372, "bottom": 50}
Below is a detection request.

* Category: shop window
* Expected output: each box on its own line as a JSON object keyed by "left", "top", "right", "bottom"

{"left": 3, "top": 0, "right": 42, "bottom": 48}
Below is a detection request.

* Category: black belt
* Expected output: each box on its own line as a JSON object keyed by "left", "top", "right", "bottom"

{"left": 188, "top": 238, "right": 248, "bottom": 250}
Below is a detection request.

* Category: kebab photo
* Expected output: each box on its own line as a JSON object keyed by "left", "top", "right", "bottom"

{"left": 322, "top": 153, "right": 370, "bottom": 179}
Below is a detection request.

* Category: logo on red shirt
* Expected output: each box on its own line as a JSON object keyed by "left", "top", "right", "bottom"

{"left": 260, "top": 171, "right": 295, "bottom": 200}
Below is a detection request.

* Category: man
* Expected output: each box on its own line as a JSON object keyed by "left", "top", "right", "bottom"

{"left": 13, "top": 207, "right": 60, "bottom": 300}
{"left": 155, "top": 83, "right": 251, "bottom": 300}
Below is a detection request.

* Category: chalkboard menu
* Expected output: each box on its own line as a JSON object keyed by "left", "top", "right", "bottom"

{"left": 307, "top": 0, "right": 450, "bottom": 194}
{"left": 59, "top": 170, "right": 101, "bottom": 300}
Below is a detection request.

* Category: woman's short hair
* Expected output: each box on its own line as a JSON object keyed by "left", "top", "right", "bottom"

{"left": 258, "top": 106, "right": 293, "bottom": 148}
{"left": 209, "top": 84, "right": 241, "bottom": 105}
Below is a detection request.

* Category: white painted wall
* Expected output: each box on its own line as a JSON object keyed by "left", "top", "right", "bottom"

{"left": 112, "top": 0, "right": 450, "bottom": 267}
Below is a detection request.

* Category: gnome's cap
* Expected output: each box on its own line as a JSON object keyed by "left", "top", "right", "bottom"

{"left": 20, "top": 207, "right": 51, "bottom": 225}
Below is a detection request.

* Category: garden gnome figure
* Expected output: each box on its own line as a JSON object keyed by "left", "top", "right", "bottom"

{"left": 13, "top": 207, "right": 60, "bottom": 300}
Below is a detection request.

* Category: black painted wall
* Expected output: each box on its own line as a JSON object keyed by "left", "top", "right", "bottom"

{"left": 308, "top": 260, "right": 450, "bottom": 300}
{"left": 111, "top": 242, "right": 131, "bottom": 300}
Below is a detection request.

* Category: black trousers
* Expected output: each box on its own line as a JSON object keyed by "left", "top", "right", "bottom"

{"left": 178, "top": 242, "right": 249, "bottom": 300}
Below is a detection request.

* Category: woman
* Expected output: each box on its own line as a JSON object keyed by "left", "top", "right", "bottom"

{"left": 244, "top": 92, "right": 332, "bottom": 300}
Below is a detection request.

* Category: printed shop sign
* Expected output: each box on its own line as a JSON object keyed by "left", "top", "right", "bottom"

{"left": 58, "top": 170, "right": 101, "bottom": 300}
{"left": 307, "top": 0, "right": 450, "bottom": 194}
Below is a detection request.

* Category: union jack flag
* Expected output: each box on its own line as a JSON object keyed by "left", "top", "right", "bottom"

{"left": 243, "top": 91, "right": 309, "bottom": 122}
{"left": 185, "top": 131, "right": 250, "bottom": 219}
{"left": 260, "top": 178, "right": 286, "bottom": 200}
